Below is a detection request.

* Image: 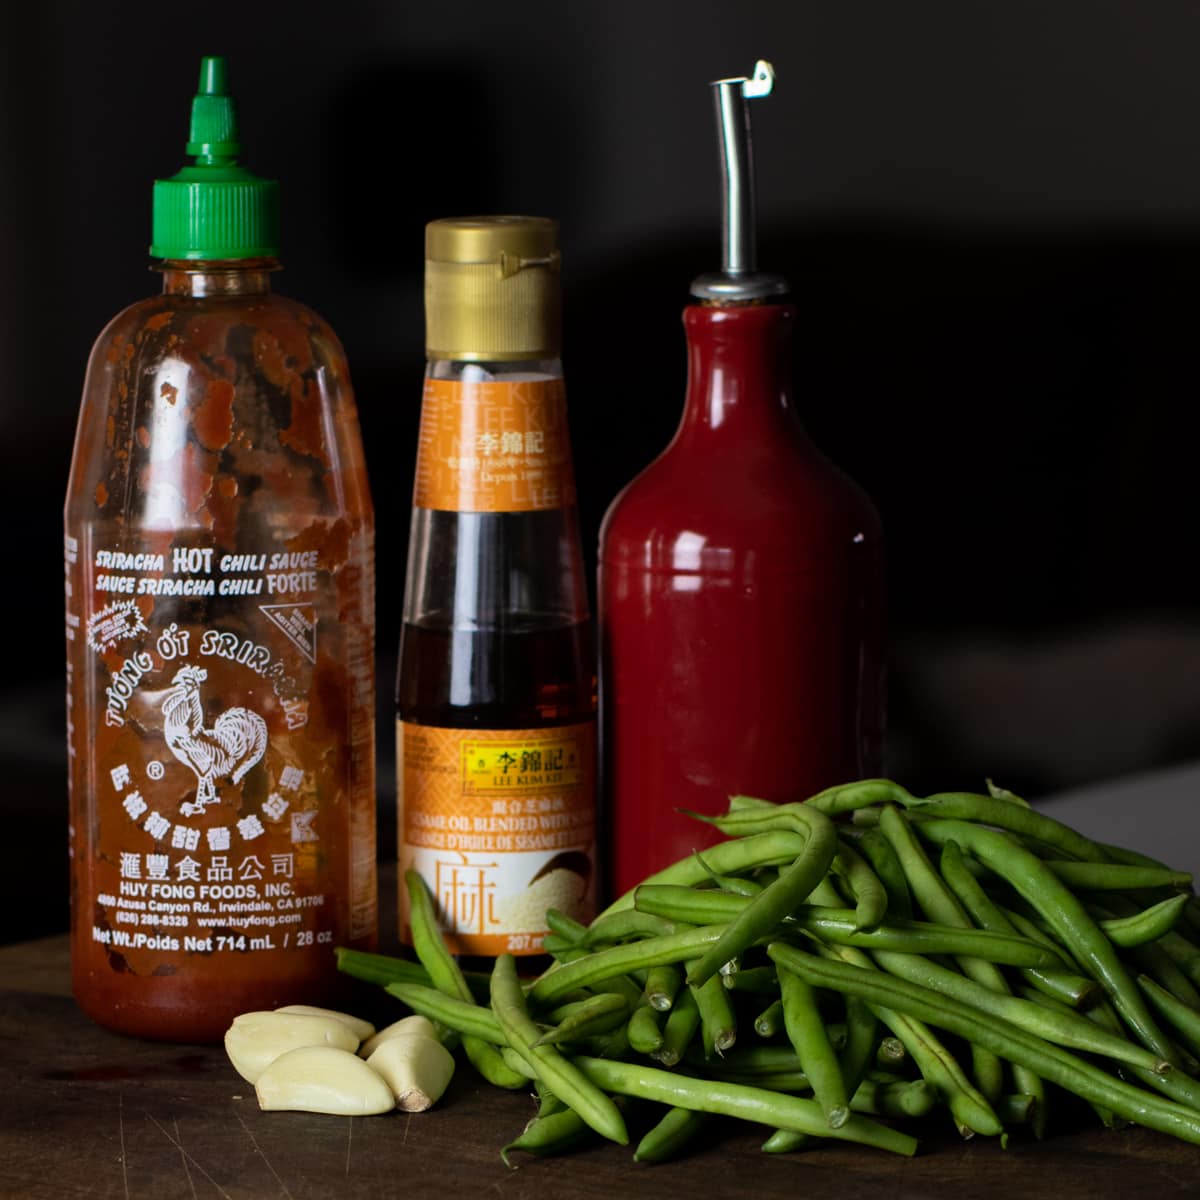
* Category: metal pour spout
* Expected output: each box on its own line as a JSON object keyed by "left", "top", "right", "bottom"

{"left": 690, "top": 59, "right": 789, "bottom": 303}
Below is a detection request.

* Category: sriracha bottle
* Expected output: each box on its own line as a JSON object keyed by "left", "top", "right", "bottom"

{"left": 63, "top": 58, "right": 376, "bottom": 1041}
{"left": 599, "top": 62, "right": 884, "bottom": 897}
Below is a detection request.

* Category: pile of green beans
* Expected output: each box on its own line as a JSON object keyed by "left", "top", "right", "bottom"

{"left": 337, "top": 779, "right": 1200, "bottom": 1164}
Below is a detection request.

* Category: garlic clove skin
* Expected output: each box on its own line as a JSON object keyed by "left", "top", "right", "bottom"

{"left": 366, "top": 1033, "right": 456, "bottom": 1112}
{"left": 359, "top": 1014, "right": 439, "bottom": 1059}
{"left": 274, "top": 1004, "right": 375, "bottom": 1043}
{"left": 225, "top": 1010, "right": 359, "bottom": 1083}
{"left": 255, "top": 1046, "right": 395, "bottom": 1115}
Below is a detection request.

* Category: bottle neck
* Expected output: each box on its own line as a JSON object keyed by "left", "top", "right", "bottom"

{"left": 426, "top": 357, "right": 563, "bottom": 383}
{"left": 159, "top": 257, "right": 280, "bottom": 297}
{"left": 680, "top": 303, "right": 796, "bottom": 439}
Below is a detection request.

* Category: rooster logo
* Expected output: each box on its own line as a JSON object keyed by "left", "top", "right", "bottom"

{"left": 162, "top": 665, "right": 268, "bottom": 817}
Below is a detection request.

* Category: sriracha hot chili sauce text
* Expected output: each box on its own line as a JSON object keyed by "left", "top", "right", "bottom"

{"left": 64, "top": 59, "right": 376, "bottom": 1041}
{"left": 397, "top": 217, "right": 596, "bottom": 957}
{"left": 599, "top": 63, "right": 885, "bottom": 897}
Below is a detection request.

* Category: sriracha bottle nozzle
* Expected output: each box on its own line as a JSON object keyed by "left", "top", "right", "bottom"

{"left": 185, "top": 55, "right": 241, "bottom": 165}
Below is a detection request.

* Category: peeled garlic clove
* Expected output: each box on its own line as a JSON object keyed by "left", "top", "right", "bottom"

{"left": 360, "top": 1014, "right": 438, "bottom": 1058}
{"left": 274, "top": 1004, "right": 375, "bottom": 1043}
{"left": 255, "top": 1046, "right": 395, "bottom": 1115}
{"left": 366, "top": 1033, "right": 456, "bottom": 1112}
{"left": 225, "top": 1010, "right": 359, "bottom": 1083}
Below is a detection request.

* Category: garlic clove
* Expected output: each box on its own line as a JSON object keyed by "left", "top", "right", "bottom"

{"left": 225, "top": 1010, "right": 359, "bottom": 1083}
{"left": 366, "top": 1033, "right": 456, "bottom": 1112}
{"left": 359, "top": 1014, "right": 439, "bottom": 1058}
{"left": 255, "top": 1046, "right": 395, "bottom": 1115}
{"left": 274, "top": 1004, "right": 375, "bottom": 1043}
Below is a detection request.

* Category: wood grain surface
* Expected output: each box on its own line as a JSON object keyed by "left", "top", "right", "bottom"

{"left": 5, "top": 923, "right": 1200, "bottom": 1197}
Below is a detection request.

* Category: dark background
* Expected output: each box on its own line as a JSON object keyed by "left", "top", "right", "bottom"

{"left": 4, "top": 1, "right": 1200, "bottom": 942}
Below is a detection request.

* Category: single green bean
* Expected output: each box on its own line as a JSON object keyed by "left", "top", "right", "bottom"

{"left": 986, "top": 780, "right": 1032, "bottom": 808}
{"left": 857, "top": 828, "right": 914, "bottom": 920}
{"left": 745, "top": 779, "right": 915, "bottom": 817}
{"left": 1091, "top": 894, "right": 1190, "bottom": 948}
{"left": 686, "top": 805, "right": 840, "bottom": 988}
{"left": 837, "top": 995, "right": 879, "bottom": 1098}
{"left": 534, "top": 1079, "right": 565, "bottom": 1118}
{"left": 386, "top": 981, "right": 506, "bottom": 1042}
{"left": 760, "top": 1129, "right": 816, "bottom": 1154}
{"left": 534, "top": 992, "right": 631, "bottom": 1047}
{"left": 580, "top": 909, "right": 678, "bottom": 947}
{"left": 850, "top": 1078, "right": 938, "bottom": 1120}
{"left": 1043, "top": 861, "right": 1193, "bottom": 891}
{"left": 634, "top": 1107, "right": 710, "bottom": 1164}
{"left": 791, "top": 907, "right": 1064, "bottom": 967}
{"left": 636, "top": 885, "right": 746, "bottom": 925}
{"left": 643, "top": 963, "right": 683, "bottom": 1012}
{"left": 689, "top": 958, "right": 737, "bottom": 1056}
{"left": 654, "top": 987, "right": 701, "bottom": 1067}
{"left": 692, "top": 848, "right": 765, "bottom": 897}
{"left": 832, "top": 836, "right": 889, "bottom": 930}
{"left": 335, "top": 946, "right": 492, "bottom": 1002}
{"left": 545, "top": 908, "right": 589, "bottom": 944}
{"left": 709, "top": 1070, "right": 811, "bottom": 1093}
{"left": 491, "top": 954, "right": 628, "bottom": 1146}
{"left": 405, "top": 870, "right": 526, "bottom": 1089}
{"left": 599, "top": 831, "right": 813, "bottom": 918}
{"left": 913, "top": 818, "right": 1178, "bottom": 1064}
{"left": 570, "top": 1055, "right": 917, "bottom": 1156}
{"left": 722, "top": 966, "right": 778, "bottom": 994}
{"left": 627, "top": 1002, "right": 665, "bottom": 1056}
{"left": 501, "top": 1108, "right": 593, "bottom": 1165}
{"left": 754, "top": 998, "right": 785, "bottom": 1039}
{"left": 528, "top": 925, "right": 728, "bottom": 1007}
{"left": 778, "top": 965, "right": 850, "bottom": 1127}
{"left": 1138, "top": 974, "right": 1200, "bottom": 1060}
{"left": 686, "top": 1044, "right": 805, "bottom": 1075}
{"left": 875, "top": 1037, "right": 907, "bottom": 1069}
{"left": 902, "top": 791, "right": 1108, "bottom": 863}
{"left": 996, "top": 1093, "right": 1038, "bottom": 1127}
{"left": 771, "top": 942, "right": 1200, "bottom": 1147}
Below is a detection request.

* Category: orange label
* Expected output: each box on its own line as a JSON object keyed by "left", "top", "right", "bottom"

{"left": 397, "top": 720, "right": 596, "bottom": 956}
{"left": 413, "top": 378, "right": 577, "bottom": 513}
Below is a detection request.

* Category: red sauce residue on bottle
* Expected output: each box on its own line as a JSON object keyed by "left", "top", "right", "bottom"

{"left": 599, "top": 303, "right": 884, "bottom": 898}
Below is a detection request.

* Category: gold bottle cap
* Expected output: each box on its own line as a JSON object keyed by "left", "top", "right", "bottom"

{"left": 425, "top": 216, "right": 561, "bottom": 361}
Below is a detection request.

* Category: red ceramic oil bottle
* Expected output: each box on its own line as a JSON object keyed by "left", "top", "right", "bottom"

{"left": 599, "top": 62, "right": 884, "bottom": 897}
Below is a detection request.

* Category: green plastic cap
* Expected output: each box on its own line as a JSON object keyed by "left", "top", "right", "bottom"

{"left": 150, "top": 56, "right": 280, "bottom": 260}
